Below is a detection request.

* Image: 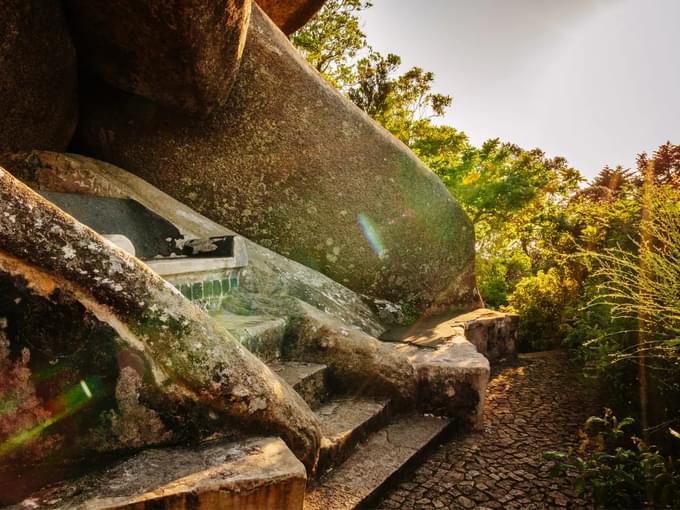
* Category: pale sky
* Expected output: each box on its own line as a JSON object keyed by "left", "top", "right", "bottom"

{"left": 359, "top": 0, "right": 680, "bottom": 179}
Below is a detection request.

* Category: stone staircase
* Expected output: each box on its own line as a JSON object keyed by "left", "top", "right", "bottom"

{"left": 213, "top": 310, "right": 462, "bottom": 509}
{"left": 9, "top": 307, "right": 515, "bottom": 510}
{"left": 220, "top": 315, "right": 460, "bottom": 510}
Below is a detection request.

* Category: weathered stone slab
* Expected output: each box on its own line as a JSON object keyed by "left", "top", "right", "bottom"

{"left": 382, "top": 308, "right": 518, "bottom": 361}
{"left": 454, "top": 309, "right": 518, "bottom": 361}
{"left": 0, "top": 0, "right": 77, "bottom": 152}
{"left": 64, "top": 0, "right": 252, "bottom": 115}
{"left": 397, "top": 336, "right": 490, "bottom": 428}
{"left": 213, "top": 313, "right": 286, "bottom": 362}
{"left": 257, "top": 0, "right": 326, "bottom": 34}
{"left": 316, "top": 397, "right": 391, "bottom": 473}
{"left": 305, "top": 415, "right": 452, "bottom": 510}
{"left": 285, "top": 301, "right": 417, "bottom": 404}
{"left": 74, "top": 4, "right": 479, "bottom": 316}
{"left": 9, "top": 437, "right": 306, "bottom": 510}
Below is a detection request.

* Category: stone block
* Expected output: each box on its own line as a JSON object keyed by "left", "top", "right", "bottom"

{"left": 9, "top": 437, "right": 306, "bottom": 510}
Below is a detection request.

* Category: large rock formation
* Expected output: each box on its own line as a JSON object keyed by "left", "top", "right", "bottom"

{"left": 0, "top": 0, "right": 77, "bottom": 152}
{"left": 257, "top": 0, "right": 326, "bottom": 34}
{"left": 0, "top": 166, "right": 322, "bottom": 475}
{"left": 75, "top": 4, "right": 479, "bottom": 316}
{"left": 64, "top": 0, "right": 252, "bottom": 116}
{"left": 0, "top": 150, "right": 386, "bottom": 336}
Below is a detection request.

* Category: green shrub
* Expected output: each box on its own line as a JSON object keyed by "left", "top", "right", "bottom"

{"left": 477, "top": 250, "right": 532, "bottom": 308}
{"left": 573, "top": 184, "right": 680, "bottom": 441}
{"left": 545, "top": 409, "right": 680, "bottom": 509}
{"left": 504, "top": 267, "right": 579, "bottom": 351}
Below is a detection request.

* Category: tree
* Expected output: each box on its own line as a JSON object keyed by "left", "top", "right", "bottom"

{"left": 292, "top": 0, "right": 451, "bottom": 145}
{"left": 580, "top": 165, "right": 640, "bottom": 202}
{"left": 636, "top": 141, "right": 680, "bottom": 187}
{"left": 291, "top": 0, "right": 371, "bottom": 89}
{"left": 347, "top": 52, "right": 452, "bottom": 143}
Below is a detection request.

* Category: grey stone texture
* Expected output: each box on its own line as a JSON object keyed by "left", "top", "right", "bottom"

{"left": 214, "top": 314, "right": 287, "bottom": 362}
{"left": 0, "top": 0, "right": 77, "bottom": 152}
{"left": 64, "top": 0, "right": 252, "bottom": 116}
{"left": 285, "top": 301, "right": 418, "bottom": 404}
{"left": 74, "top": 4, "right": 479, "bottom": 316}
{"left": 270, "top": 361, "right": 329, "bottom": 409}
{"left": 397, "top": 336, "right": 489, "bottom": 429}
{"left": 452, "top": 309, "right": 519, "bottom": 361}
{"left": 305, "top": 415, "right": 452, "bottom": 510}
{"left": 315, "top": 397, "right": 390, "bottom": 472}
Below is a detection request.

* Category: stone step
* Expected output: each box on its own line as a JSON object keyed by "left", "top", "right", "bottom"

{"left": 381, "top": 307, "right": 518, "bottom": 362}
{"left": 210, "top": 312, "right": 286, "bottom": 362}
{"left": 315, "top": 397, "right": 392, "bottom": 474}
{"left": 304, "top": 414, "right": 453, "bottom": 510}
{"left": 10, "top": 437, "right": 306, "bottom": 510}
{"left": 269, "top": 361, "right": 329, "bottom": 409}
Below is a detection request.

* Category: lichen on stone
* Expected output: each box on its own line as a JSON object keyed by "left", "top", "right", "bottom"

{"left": 103, "top": 367, "right": 173, "bottom": 449}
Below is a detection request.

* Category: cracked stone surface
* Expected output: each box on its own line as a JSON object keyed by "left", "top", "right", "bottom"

{"left": 377, "top": 351, "right": 602, "bottom": 509}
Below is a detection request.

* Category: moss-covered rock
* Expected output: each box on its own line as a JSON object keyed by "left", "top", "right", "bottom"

{"left": 74, "top": 4, "right": 479, "bottom": 316}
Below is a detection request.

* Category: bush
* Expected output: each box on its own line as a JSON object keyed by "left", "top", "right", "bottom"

{"left": 477, "top": 250, "right": 532, "bottom": 308}
{"left": 504, "top": 267, "right": 579, "bottom": 351}
{"left": 572, "top": 184, "right": 680, "bottom": 442}
{"left": 545, "top": 409, "right": 680, "bottom": 509}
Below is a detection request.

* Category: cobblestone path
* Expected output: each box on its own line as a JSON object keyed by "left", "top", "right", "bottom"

{"left": 378, "top": 351, "right": 602, "bottom": 509}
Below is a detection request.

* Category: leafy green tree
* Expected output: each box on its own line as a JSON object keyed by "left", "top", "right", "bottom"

{"left": 637, "top": 141, "right": 680, "bottom": 187}
{"left": 292, "top": 0, "right": 451, "bottom": 145}
{"left": 291, "top": 0, "right": 371, "bottom": 88}
{"left": 347, "top": 51, "right": 452, "bottom": 143}
{"left": 580, "top": 165, "right": 641, "bottom": 202}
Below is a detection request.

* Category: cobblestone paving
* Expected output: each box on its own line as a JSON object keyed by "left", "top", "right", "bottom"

{"left": 377, "top": 351, "right": 602, "bottom": 509}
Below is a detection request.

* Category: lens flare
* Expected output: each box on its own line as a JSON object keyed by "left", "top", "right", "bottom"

{"left": 0, "top": 378, "right": 95, "bottom": 458}
{"left": 358, "top": 212, "right": 386, "bottom": 258}
{"left": 80, "top": 379, "right": 92, "bottom": 399}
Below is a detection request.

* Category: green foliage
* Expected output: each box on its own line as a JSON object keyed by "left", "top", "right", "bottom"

{"left": 504, "top": 268, "right": 580, "bottom": 351}
{"left": 439, "top": 140, "right": 580, "bottom": 225}
{"left": 545, "top": 409, "right": 680, "bottom": 508}
{"left": 637, "top": 141, "right": 680, "bottom": 187}
{"left": 292, "top": 0, "right": 451, "bottom": 145}
{"left": 347, "top": 51, "right": 452, "bottom": 143}
{"left": 477, "top": 250, "right": 532, "bottom": 309}
{"left": 586, "top": 185, "right": 680, "bottom": 347}
{"left": 291, "top": 0, "right": 371, "bottom": 89}
{"left": 576, "top": 183, "right": 680, "bottom": 442}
